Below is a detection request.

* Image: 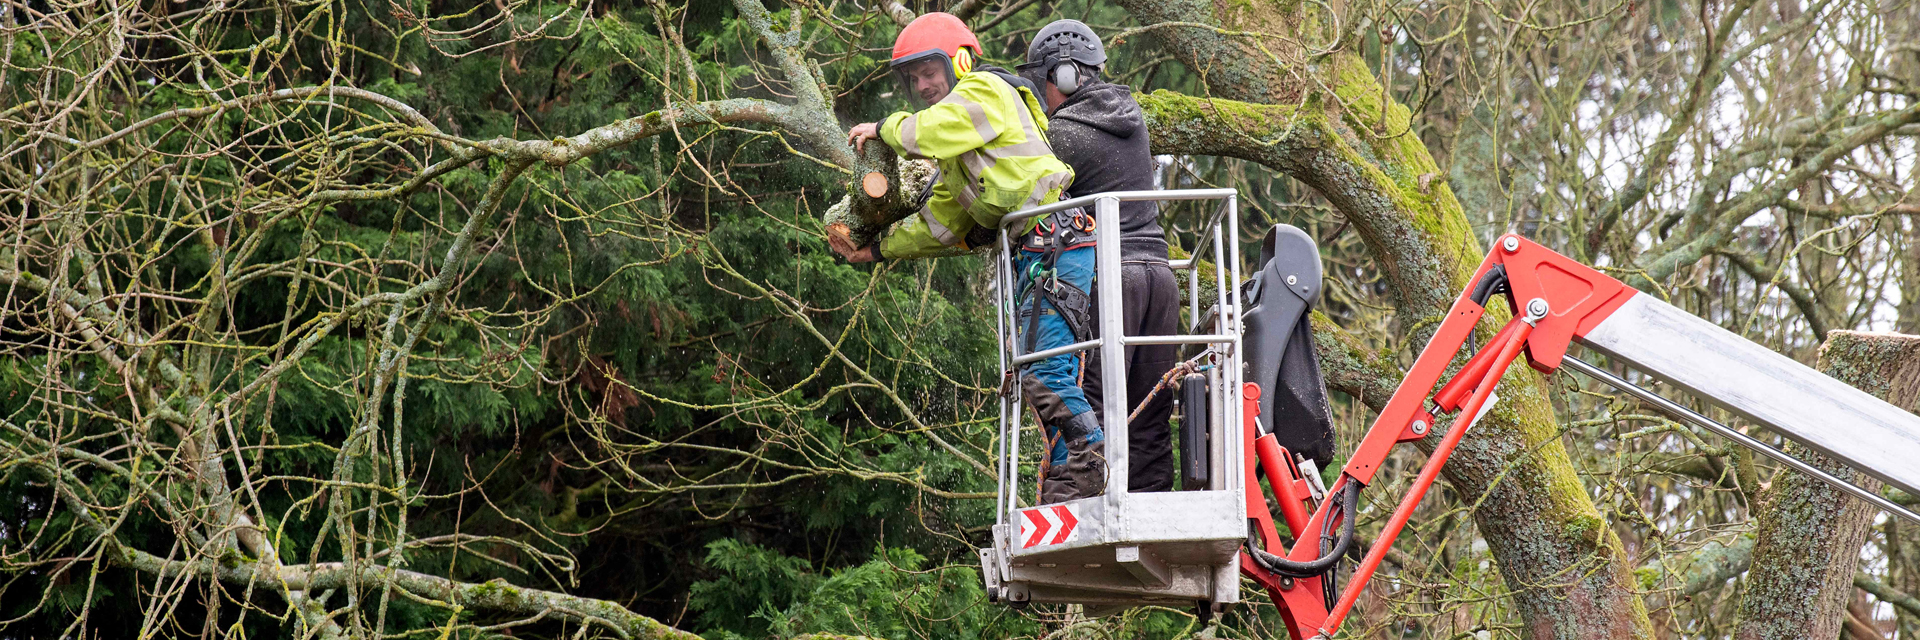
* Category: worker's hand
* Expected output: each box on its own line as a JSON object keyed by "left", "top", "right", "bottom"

{"left": 846, "top": 122, "right": 881, "bottom": 153}
{"left": 827, "top": 231, "right": 882, "bottom": 263}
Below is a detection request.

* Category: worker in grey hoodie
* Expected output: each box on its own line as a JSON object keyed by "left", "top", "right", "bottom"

{"left": 1019, "top": 20, "right": 1178, "bottom": 493}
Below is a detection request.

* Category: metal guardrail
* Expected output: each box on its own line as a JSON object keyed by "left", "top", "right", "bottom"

{"left": 992, "top": 189, "right": 1245, "bottom": 542}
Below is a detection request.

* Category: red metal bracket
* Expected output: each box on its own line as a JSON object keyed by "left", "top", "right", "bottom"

{"left": 1340, "top": 295, "right": 1485, "bottom": 486}
{"left": 1242, "top": 384, "right": 1286, "bottom": 551}
{"left": 1240, "top": 382, "right": 1335, "bottom": 640}
{"left": 1315, "top": 318, "right": 1532, "bottom": 637}
{"left": 1489, "top": 234, "right": 1637, "bottom": 371}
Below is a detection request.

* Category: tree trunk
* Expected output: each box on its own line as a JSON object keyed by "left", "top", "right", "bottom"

{"left": 730, "top": 0, "right": 920, "bottom": 245}
{"left": 1735, "top": 331, "right": 1920, "bottom": 639}
{"left": 1117, "top": 2, "right": 1653, "bottom": 636}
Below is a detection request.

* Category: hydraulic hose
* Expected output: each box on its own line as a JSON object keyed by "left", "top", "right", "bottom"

{"left": 1247, "top": 481, "right": 1359, "bottom": 578}
{"left": 1464, "top": 265, "right": 1511, "bottom": 355}
{"left": 1467, "top": 264, "right": 1510, "bottom": 307}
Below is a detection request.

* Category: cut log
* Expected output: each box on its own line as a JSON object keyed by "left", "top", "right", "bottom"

{"left": 825, "top": 144, "right": 939, "bottom": 249}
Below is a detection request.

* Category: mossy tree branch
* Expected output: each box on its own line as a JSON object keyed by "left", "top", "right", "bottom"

{"left": 1117, "top": 2, "right": 1654, "bottom": 635}
{"left": 1735, "top": 331, "right": 1920, "bottom": 639}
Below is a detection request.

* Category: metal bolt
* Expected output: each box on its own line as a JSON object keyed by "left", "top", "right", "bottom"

{"left": 1411, "top": 419, "right": 1428, "bottom": 435}
{"left": 1502, "top": 237, "right": 1520, "bottom": 252}
{"left": 1286, "top": 274, "right": 1298, "bottom": 286}
{"left": 1526, "top": 297, "right": 1550, "bottom": 320}
{"left": 1279, "top": 576, "right": 1295, "bottom": 589}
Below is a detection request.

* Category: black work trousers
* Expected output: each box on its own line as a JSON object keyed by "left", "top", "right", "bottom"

{"left": 1083, "top": 260, "right": 1180, "bottom": 493}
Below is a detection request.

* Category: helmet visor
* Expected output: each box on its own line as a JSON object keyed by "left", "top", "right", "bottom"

{"left": 891, "top": 51, "right": 956, "bottom": 108}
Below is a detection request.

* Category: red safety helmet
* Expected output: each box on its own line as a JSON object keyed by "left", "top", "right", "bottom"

{"left": 890, "top": 13, "right": 980, "bottom": 107}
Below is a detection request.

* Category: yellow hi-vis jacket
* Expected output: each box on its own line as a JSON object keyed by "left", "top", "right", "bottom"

{"left": 876, "top": 71, "right": 1075, "bottom": 259}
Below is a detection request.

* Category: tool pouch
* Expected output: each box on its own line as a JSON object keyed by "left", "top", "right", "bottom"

{"left": 1019, "top": 208, "right": 1097, "bottom": 252}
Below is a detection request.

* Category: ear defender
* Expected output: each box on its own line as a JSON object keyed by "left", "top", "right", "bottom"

{"left": 1052, "top": 62, "right": 1080, "bottom": 95}
{"left": 952, "top": 47, "right": 974, "bottom": 76}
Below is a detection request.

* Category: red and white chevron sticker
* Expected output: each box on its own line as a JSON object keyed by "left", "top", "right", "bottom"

{"left": 1018, "top": 504, "right": 1080, "bottom": 548}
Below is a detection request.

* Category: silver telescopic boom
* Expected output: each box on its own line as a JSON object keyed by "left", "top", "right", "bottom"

{"left": 1562, "top": 356, "right": 1920, "bottom": 525}
{"left": 1566, "top": 293, "right": 1920, "bottom": 525}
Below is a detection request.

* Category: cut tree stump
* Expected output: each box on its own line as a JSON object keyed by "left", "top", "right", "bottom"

{"left": 824, "top": 149, "right": 942, "bottom": 252}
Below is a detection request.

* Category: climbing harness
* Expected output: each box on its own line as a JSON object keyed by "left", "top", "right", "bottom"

{"left": 1015, "top": 207, "right": 1098, "bottom": 353}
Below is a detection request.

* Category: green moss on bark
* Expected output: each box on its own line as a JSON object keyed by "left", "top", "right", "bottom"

{"left": 1735, "top": 331, "right": 1919, "bottom": 640}
{"left": 1117, "top": 3, "right": 1659, "bottom": 636}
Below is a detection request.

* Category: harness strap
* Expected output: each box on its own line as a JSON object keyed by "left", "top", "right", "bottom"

{"left": 1017, "top": 215, "right": 1096, "bottom": 354}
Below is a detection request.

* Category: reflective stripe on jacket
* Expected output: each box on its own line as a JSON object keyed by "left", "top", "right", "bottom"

{"left": 875, "top": 71, "right": 1074, "bottom": 259}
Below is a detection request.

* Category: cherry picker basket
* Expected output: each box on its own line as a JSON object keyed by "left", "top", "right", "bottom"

{"left": 978, "top": 189, "right": 1334, "bottom": 613}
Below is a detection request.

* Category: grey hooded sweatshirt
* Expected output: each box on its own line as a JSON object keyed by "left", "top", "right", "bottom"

{"left": 1047, "top": 80, "right": 1168, "bottom": 263}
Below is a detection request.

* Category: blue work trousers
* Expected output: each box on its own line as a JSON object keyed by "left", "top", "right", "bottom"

{"left": 1014, "top": 246, "right": 1105, "bottom": 464}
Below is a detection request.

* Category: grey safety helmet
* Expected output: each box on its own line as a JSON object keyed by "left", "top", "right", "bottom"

{"left": 1018, "top": 19, "right": 1106, "bottom": 96}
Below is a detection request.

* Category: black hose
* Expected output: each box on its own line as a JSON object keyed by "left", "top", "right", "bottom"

{"left": 1464, "top": 265, "right": 1511, "bottom": 355}
{"left": 1247, "top": 481, "right": 1359, "bottom": 578}
{"left": 1467, "top": 264, "right": 1510, "bottom": 307}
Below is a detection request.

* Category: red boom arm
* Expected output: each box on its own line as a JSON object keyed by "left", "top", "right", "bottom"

{"left": 1241, "top": 235, "right": 1636, "bottom": 640}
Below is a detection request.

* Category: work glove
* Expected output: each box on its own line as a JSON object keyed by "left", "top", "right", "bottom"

{"left": 836, "top": 244, "right": 882, "bottom": 263}
{"left": 964, "top": 224, "right": 998, "bottom": 250}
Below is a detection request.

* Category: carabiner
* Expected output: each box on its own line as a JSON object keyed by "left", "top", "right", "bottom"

{"left": 1070, "top": 213, "right": 1097, "bottom": 233}
{"left": 1026, "top": 262, "right": 1059, "bottom": 290}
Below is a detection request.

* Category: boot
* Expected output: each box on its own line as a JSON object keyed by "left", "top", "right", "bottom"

{"left": 1040, "top": 412, "right": 1107, "bottom": 503}
{"left": 1040, "top": 463, "right": 1077, "bottom": 504}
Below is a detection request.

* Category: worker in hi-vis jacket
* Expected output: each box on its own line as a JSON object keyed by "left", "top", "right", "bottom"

{"left": 834, "top": 12, "right": 1105, "bottom": 503}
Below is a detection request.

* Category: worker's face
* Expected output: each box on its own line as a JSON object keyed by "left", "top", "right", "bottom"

{"left": 899, "top": 58, "right": 952, "bottom": 106}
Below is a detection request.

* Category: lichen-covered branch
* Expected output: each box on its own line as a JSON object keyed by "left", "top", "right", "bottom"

{"left": 1584, "top": 0, "right": 1760, "bottom": 257}
{"left": 729, "top": 0, "right": 847, "bottom": 167}
{"left": 729, "top": 0, "right": 918, "bottom": 239}
{"left": 105, "top": 543, "right": 699, "bottom": 640}
{"left": 1857, "top": 573, "right": 1920, "bottom": 619}
{"left": 1632, "top": 103, "right": 1920, "bottom": 290}
{"left": 1717, "top": 248, "right": 1833, "bottom": 338}
{"left": 1640, "top": 532, "right": 1757, "bottom": 601}
{"left": 1118, "top": 2, "right": 1655, "bottom": 635}
{"left": 1734, "top": 330, "right": 1918, "bottom": 639}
